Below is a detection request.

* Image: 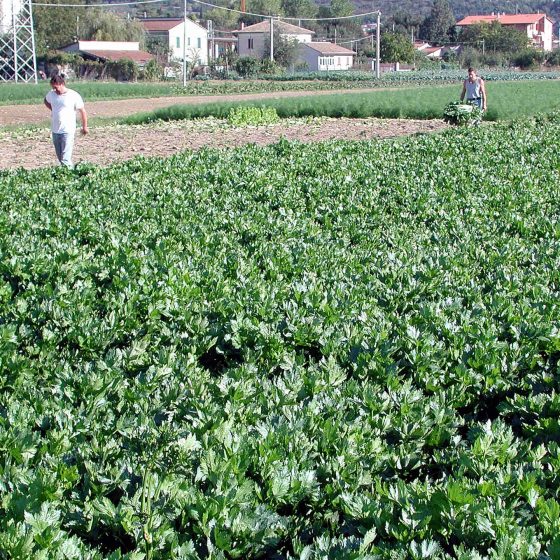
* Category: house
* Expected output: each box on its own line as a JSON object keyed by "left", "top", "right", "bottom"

{"left": 298, "top": 42, "right": 355, "bottom": 71}
{"left": 413, "top": 41, "right": 432, "bottom": 51}
{"left": 141, "top": 17, "right": 209, "bottom": 65}
{"left": 423, "top": 46, "right": 445, "bottom": 59}
{"left": 414, "top": 42, "right": 462, "bottom": 60}
{"left": 457, "top": 13, "right": 554, "bottom": 51}
{"left": 60, "top": 41, "right": 155, "bottom": 67}
{"left": 209, "top": 31, "right": 237, "bottom": 61}
{"left": 235, "top": 20, "right": 314, "bottom": 59}
{"left": 372, "top": 61, "right": 414, "bottom": 73}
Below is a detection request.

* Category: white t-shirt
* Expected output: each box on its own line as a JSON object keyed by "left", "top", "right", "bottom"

{"left": 45, "top": 88, "right": 85, "bottom": 134}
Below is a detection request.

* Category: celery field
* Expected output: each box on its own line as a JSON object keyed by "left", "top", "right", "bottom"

{"left": 0, "top": 113, "right": 560, "bottom": 559}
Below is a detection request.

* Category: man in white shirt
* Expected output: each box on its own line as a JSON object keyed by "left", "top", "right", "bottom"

{"left": 44, "top": 74, "right": 88, "bottom": 168}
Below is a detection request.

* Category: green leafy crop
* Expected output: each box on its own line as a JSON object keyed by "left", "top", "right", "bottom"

{"left": 0, "top": 111, "right": 560, "bottom": 559}
{"left": 443, "top": 101, "right": 484, "bottom": 126}
{"left": 226, "top": 106, "right": 280, "bottom": 126}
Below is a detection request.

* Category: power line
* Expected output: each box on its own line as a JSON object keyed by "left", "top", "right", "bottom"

{"left": 31, "top": 0, "right": 380, "bottom": 23}
{"left": 32, "top": 0, "right": 165, "bottom": 6}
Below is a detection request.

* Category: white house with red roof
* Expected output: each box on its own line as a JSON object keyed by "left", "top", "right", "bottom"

{"left": 235, "top": 20, "right": 314, "bottom": 59}
{"left": 298, "top": 42, "right": 355, "bottom": 71}
{"left": 141, "top": 17, "right": 208, "bottom": 64}
{"left": 60, "top": 41, "right": 154, "bottom": 67}
{"left": 457, "top": 13, "right": 554, "bottom": 51}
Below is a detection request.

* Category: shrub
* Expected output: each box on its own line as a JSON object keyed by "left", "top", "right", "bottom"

{"left": 260, "top": 58, "right": 283, "bottom": 76}
{"left": 545, "top": 50, "right": 560, "bottom": 68}
{"left": 141, "top": 59, "right": 162, "bottom": 81}
{"left": 107, "top": 58, "right": 139, "bottom": 81}
{"left": 234, "top": 56, "right": 260, "bottom": 78}
{"left": 513, "top": 48, "right": 545, "bottom": 70}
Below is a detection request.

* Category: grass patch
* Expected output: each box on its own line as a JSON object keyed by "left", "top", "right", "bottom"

{"left": 0, "top": 81, "right": 178, "bottom": 105}
{"left": 122, "top": 80, "right": 560, "bottom": 124}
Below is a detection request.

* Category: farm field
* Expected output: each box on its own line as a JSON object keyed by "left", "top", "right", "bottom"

{"left": 0, "top": 116, "right": 448, "bottom": 170}
{"left": 0, "top": 89, "right": 380, "bottom": 128}
{"left": 1, "top": 111, "right": 559, "bottom": 558}
{"left": 123, "top": 80, "right": 560, "bottom": 124}
{"left": 1, "top": 69, "right": 559, "bottom": 106}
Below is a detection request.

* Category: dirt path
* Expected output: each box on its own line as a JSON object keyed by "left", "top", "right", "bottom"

{"left": 0, "top": 88, "right": 383, "bottom": 127}
{"left": 0, "top": 116, "right": 448, "bottom": 171}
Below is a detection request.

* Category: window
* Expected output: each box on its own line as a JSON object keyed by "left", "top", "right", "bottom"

{"left": 319, "top": 56, "right": 334, "bottom": 67}
{"left": 188, "top": 37, "right": 191, "bottom": 46}
{"left": 176, "top": 36, "right": 180, "bottom": 49}
{"left": 248, "top": 38, "right": 254, "bottom": 49}
{"left": 197, "top": 37, "right": 201, "bottom": 48}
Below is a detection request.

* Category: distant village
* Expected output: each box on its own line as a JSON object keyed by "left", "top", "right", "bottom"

{"left": 1, "top": 0, "right": 558, "bottom": 80}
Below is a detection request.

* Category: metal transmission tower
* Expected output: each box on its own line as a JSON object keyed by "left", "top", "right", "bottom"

{"left": 0, "top": 0, "right": 38, "bottom": 82}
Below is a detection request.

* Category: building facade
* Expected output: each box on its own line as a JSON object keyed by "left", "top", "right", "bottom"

{"left": 457, "top": 13, "right": 554, "bottom": 51}
{"left": 297, "top": 42, "right": 355, "bottom": 71}
{"left": 235, "top": 20, "right": 314, "bottom": 59}
{"left": 141, "top": 18, "right": 209, "bottom": 65}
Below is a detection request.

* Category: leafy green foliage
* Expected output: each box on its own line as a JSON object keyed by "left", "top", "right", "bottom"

{"left": 124, "top": 80, "right": 560, "bottom": 125}
{"left": 1, "top": 111, "right": 560, "bottom": 557}
{"left": 458, "top": 21, "right": 530, "bottom": 55}
{"left": 380, "top": 32, "right": 416, "bottom": 64}
{"left": 227, "top": 105, "right": 280, "bottom": 126}
{"left": 442, "top": 101, "right": 483, "bottom": 125}
{"left": 420, "top": 0, "right": 456, "bottom": 43}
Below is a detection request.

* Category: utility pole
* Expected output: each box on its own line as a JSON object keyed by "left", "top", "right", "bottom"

{"left": 182, "top": 0, "right": 187, "bottom": 86}
{"left": 375, "top": 11, "right": 381, "bottom": 79}
{"left": 207, "top": 19, "right": 213, "bottom": 65}
{"left": 270, "top": 16, "right": 274, "bottom": 61}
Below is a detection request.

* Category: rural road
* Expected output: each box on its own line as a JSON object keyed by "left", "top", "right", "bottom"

{"left": 0, "top": 87, "right": 377, "bottom": 127}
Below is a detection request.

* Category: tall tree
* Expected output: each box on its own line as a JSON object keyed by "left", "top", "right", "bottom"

{"left": 263, "top": 26, "right": 299, "bottom": 66}
{"left": 34, "top": 2, "right": 145, "bottom": 53}
{"left": 34, "top": 0, "right": 85, "bottom": 52}
{"left": 420, "top": 0, "right": 456, "bottom": 43}
{"left": 459, "top": 21, "right": 529, "bottom": 53}
{"left": 316, "top": 0, "right": 360, "bottom": 42}
{"left": 281, "top": 0, "right": 317, "bottom": 19}
{"left": 81, "top": 10, "right": 145, "bottom": 44}
{"left": 380, "top": 31, "right": 415, "bottom": 62}
{"left": 204, "top": 0, "right": 240, "bottom": 30}
{"left": 242, "top": 0, "right": 284, "bottom": 24}
{"left": 389, "top": 10, "right": 423, "bottom": 39}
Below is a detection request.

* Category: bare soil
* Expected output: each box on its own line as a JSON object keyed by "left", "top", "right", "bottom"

{"left": 0, "top": 94, "right": 449, "bottom": 171}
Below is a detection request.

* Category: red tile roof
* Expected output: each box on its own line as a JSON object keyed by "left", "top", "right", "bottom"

{"left": 236, "top": 20, "right": 314, "bottom": 35}
{"left": 141, "top": 18, "right": 183, "bottom": 31}
{"left": 302, "top": 42, "right": 356, "bottom": 55}
{"left": 81, "top": 50, "right": 155, "bottom": 64}
{"left": 457, "top": 13, "right": 549, "bottom": 25}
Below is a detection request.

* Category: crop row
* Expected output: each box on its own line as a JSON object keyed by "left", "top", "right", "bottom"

{"left": 124, "top": 80, "right": 560, "bottom": 125}
{"left": 2, "top": 70, "right": 560, "bottom": 107}
{"left": 0, "top": 112, "right": 559, "bottom": 559}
